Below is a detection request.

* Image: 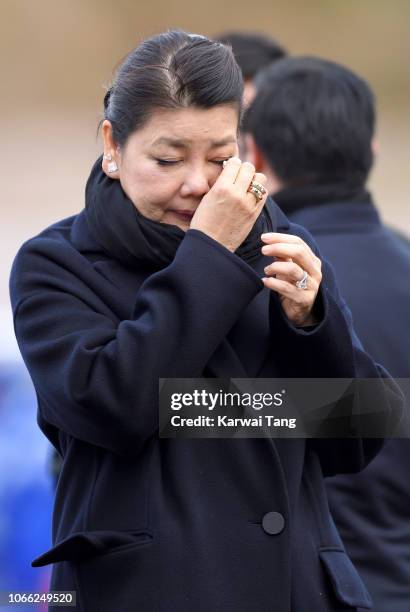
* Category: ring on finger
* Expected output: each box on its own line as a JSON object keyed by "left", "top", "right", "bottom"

{"left": 250, "top": 181, "right": 266, "bottom": 194}
{"left": 247, "top": 181, "right": 266, "bottom": 201}
{"left": 295, "top": 269, "right": 308, "bottom": 290}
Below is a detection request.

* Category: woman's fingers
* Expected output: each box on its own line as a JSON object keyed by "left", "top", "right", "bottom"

{"left": 261, "top": 276, "right": 314, "bottom": 301}
{"left": 262, "top": 232, "right": 316, "bottom": 257}
{"left": 234, "top": 161, "right": 257, "bottom": 190}
{"left": 253, "top": 172, "right": 267, "bottom": 187}
{"left": 218, "top": 156, "right": 242, "bottom": 185}
{"left": 261, "top": 235, "right": 321, "bottom": 280}
{"left": 262, "top": 243, "right": 317, "bottom": 277}
{"left": 260, "top": 233, "right": 322, "bottom": 327}
{"left": 219, "top": 159, "right": 268, "bottom": 201}
{"left": 264, "top": 260, "right": 309, "bottom": 284}
{"left": 191, "top": 158, "right": 267, "bottom": 253}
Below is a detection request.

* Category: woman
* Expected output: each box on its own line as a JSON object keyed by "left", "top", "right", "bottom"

{"left": 9, "top": 31, "right": 398, "bottom": 611}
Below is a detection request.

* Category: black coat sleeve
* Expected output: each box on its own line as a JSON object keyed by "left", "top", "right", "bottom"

{"left": 267, "top": 223, "right": 403, "bottom": 476}
{"left": 10, "top": 229, "right": 263, "bottom": 456}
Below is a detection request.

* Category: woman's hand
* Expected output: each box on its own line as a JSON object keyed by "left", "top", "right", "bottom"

{"left": 261, "top": 233, "right": 322, "bottom": 327}
{"left": 190, "top": 157, "right": 268, "bottom": 253}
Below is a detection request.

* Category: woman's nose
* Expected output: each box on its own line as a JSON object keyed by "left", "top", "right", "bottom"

{"left": 180, "top": 166, "right": 212, "bottom": 198}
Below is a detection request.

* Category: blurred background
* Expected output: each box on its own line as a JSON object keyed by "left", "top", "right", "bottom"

{"left": 1, "top": 0, "right": 409, "bottom": 606}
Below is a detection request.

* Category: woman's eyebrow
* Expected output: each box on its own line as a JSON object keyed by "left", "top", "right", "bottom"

{"left": 151, "top": 136, "right": 236, "bottom": 148}
{"left": 210, "top": 137, "right": 237, "bottom": 147}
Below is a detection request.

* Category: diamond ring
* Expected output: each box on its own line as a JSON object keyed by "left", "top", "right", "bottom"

{"left": 295, "top": 270, "right": 308, "bottom": 290}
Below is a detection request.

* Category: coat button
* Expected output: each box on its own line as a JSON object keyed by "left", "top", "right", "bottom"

{"left": 262, "top": 511, "right": 285, "bottom": 535}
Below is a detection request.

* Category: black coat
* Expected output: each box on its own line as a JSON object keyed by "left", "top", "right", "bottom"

{"left": 288, "top": 196, "right": 410, "bottom": 611}
{"left": 9, "top": 182, "right": 400, "bottom": 612}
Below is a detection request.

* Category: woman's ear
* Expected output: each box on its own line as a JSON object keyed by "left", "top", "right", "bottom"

{"left": 101, "top": 120, "right": 120, "bottom": 179}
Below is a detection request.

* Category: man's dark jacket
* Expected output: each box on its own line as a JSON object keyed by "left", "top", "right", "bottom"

{"left": 9, "top": 168, "right": 401, "bottom": 612}
{"left": 285, "top": 191, "right": 410, "bottom": 611}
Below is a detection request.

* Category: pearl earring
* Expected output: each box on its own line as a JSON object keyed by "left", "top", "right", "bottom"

{"left": 108, "top": 161, "right": 118, "bottom": 173}
{"left": 103, "top": 153, "right": 118, "bottom": 173}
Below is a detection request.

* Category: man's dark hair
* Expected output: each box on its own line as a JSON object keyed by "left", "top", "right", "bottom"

{"left": 215, "top": 31, "right": 287, "bottom": 80}
{"left": 103, "top": 30, "right": 243, "bottom": 147}
{"left": 245, "top": 56, "right": 376, "bottom": 187}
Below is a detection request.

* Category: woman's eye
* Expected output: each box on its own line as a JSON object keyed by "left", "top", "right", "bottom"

{"left": 155, "top": 158, "right": 230, "bottom": 166}
{"left": 155, "top": 159, "right": 180, "bottom": 166}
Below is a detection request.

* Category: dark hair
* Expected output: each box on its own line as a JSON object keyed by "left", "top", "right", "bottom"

{"left": 103, "top": 30, "right": 243, "bottom": 147}
{"left": 245, "top": 56, "right": 376, "bottom": 187}
{"left": 214, "top": 31, "right": 287, "bottom": 80}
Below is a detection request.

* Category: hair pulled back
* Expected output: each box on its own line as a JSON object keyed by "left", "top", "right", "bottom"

{"left": 103, "top": 30, "right": 244, "bottom": 147}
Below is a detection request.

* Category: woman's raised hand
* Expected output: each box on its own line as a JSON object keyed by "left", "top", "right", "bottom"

{"left": 190, "top": 157, "right": 268, "bottom": 253}
{"left": 261, "top": 233, "right": 323, "bottom": 327}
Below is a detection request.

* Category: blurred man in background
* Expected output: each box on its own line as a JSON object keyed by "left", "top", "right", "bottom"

{"left": 244, "top": 55, "right": 410, "bottom": 611}
{"left": 215, "top": 31, "right": 287, "bottom": 106}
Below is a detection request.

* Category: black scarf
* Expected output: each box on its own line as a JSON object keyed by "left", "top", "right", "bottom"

{"left": 84, "top": 156, "right": 273, "bottom": 270}
{"left": 273, "top": 182, "right": 372, "bottom": 216}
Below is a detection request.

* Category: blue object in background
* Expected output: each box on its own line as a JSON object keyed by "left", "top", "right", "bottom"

{"left": 0, "top": 361, "right": 54, "bottom": 611}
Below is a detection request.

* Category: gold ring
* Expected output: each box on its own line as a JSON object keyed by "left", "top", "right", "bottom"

{"left": 250, "top": 181, "right": 266, "bottom": 194}
{"left": 247, "top": 181, "right": 266, "bottom": 201}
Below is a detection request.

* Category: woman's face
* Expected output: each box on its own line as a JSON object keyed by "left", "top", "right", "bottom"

{"left": 102, "top": 105, "right": 239, "bottom": 230}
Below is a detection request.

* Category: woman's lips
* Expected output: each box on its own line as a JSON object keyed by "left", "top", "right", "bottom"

{"left": 170, "top": 209, "right": 195, "bottom": 220}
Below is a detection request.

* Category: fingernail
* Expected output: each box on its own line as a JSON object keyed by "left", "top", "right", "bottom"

{"left": 261, "top": 245, "right": 269, "bottom": 254}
